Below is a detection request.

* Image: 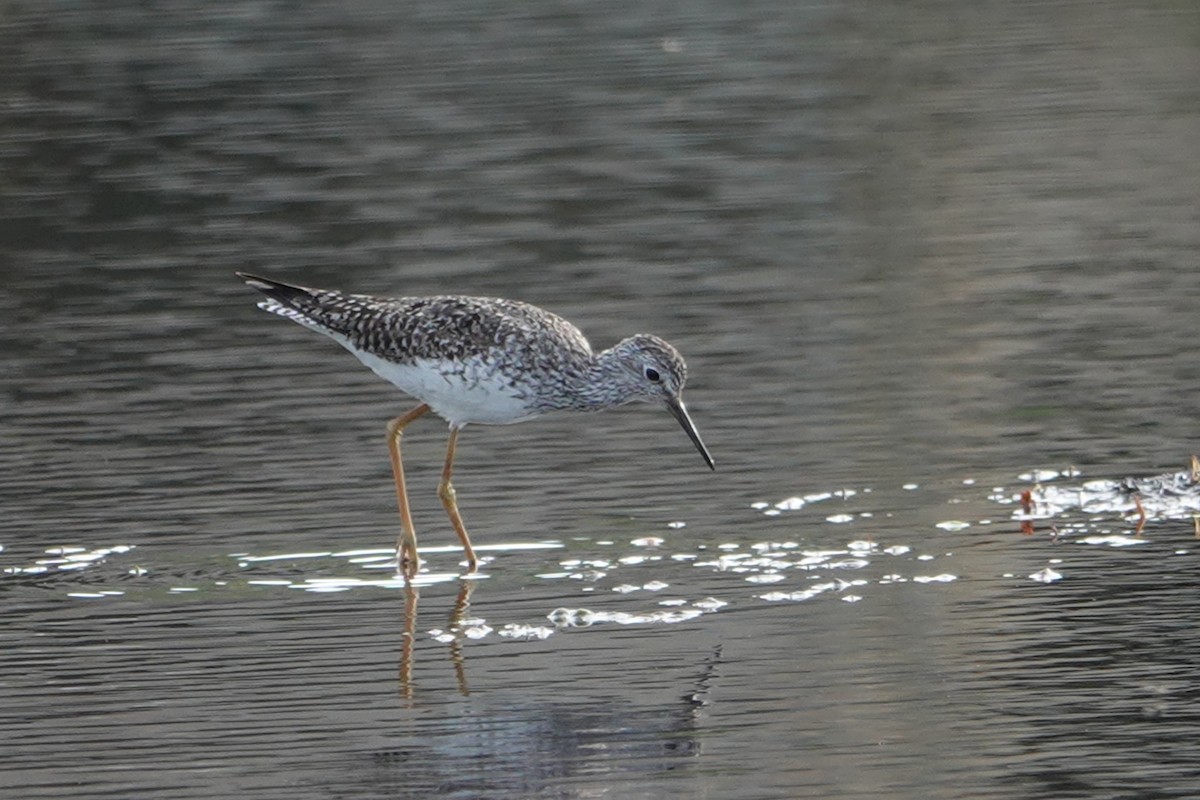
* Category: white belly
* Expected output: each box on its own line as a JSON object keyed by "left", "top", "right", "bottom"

{"left": 352, "top": 350, "right": 540, "bottom": 428}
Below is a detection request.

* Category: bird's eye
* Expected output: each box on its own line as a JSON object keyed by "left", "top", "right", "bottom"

{"left": 644, "top": 367, "right": 661, "bottom": 382}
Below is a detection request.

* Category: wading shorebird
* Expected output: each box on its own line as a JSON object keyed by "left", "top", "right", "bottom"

{"left": 238, "top": 273, "right": 714, "bottom": 578}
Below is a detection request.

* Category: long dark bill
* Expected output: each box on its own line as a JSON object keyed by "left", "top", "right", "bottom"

{"left": 666, "top": 396, "right": 715, "bottom": 471}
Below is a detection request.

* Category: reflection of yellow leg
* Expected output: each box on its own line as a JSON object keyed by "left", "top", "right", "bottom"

{"left": 387, "top": 404, "right": 431, "bottom": 578}
{"left": 438, "top": 427, "right": 478, "bottom": 573}
{"left": 399, "top": 580, "right": 475, "bottom": 701}
{"left": 449, "top": 580, "right": 475, "bottom": 697}
{"left": 398, "top": 582, "right": 419, "bottom": 701}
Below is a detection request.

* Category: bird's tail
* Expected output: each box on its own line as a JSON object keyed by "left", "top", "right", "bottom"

{"left": 238, "top": 272, "right": 316, "bottom": 306}
{"left": 236, "top": 272, "right": 375, "bottom": 341}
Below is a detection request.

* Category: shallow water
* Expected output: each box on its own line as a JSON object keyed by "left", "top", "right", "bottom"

{"left": 4, "top": 1, "right": 1200, "bottom": 798}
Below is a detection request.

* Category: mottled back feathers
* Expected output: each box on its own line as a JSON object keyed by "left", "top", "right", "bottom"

{"left": 241, "top": 274, "right": 592, "bottom": 368}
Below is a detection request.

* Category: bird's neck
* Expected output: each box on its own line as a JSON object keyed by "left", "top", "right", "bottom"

{"left": 560, "top": 348, "right": 630, "bottom": 412}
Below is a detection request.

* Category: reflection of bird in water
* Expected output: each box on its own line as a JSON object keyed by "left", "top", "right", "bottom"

{"left": 685, "top": 643, "right": 723, "bottom": 718}
{"left": 399, "top": 580, "right": 475, "bottom": 701}
{"left": 238, "top": 273, "right": 713, "bottom": 578}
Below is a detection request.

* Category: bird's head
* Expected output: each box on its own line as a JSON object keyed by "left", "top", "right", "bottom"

{"left": 604, "top": 334, "right": 714, "bottom": 470}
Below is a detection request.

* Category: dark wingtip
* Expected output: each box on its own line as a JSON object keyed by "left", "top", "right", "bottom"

{"left": 236, "top": 272, "right": 278, "bottom": 291}
{"left": 236, "top": 273, "right": 315, "bottom": 306}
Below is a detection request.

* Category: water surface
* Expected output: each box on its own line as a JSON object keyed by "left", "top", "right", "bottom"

{"left": 4, "top": 1, "right": 1200, "bottom": 798}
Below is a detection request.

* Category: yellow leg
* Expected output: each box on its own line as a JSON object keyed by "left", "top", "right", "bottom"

{"left": 388, "top": 403, "right": 431, "bottom": 578}
{"left": 438, "top": 426, "right": 479, "bottom": 573}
